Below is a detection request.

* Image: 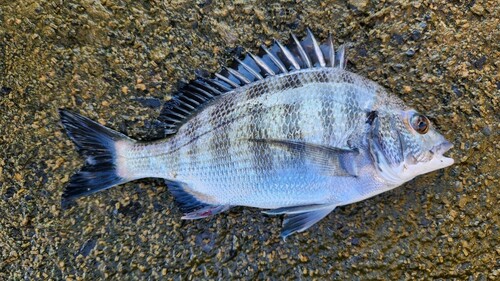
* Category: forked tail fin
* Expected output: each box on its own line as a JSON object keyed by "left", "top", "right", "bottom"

{"left": 59, "top": 109, "right": 134, "bottom": 203}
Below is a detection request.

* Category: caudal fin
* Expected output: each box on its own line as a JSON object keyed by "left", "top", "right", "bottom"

{"left": 59, "top": 109, "right": 134, "bottom": 203}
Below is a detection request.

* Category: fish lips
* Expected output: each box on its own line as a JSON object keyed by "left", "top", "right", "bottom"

{"left": 394, "top": 139, "right": 454, "bottom": 184}
{"left": 429, "top": 140, "right": 455, "bottom": 169}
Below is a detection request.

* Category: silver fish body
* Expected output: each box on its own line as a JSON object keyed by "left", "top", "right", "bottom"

{"left": 60, "top": 30, "right": 454, "bottom": 238}
{"left": 122, "top": 69, "right": 388, "bottom": 206}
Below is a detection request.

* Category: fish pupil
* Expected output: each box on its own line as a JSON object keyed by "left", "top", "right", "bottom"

{"left": 412, "top": 114, "right": 429, "bottom": 134}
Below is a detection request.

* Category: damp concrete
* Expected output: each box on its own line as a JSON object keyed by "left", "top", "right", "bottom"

{"left": 0, "top": 0, "right": 498, "bottom": 279}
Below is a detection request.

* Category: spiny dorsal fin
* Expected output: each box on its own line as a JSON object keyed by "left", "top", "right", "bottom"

{"left": 158, "top": 29, "right": 348, "bottom": 134}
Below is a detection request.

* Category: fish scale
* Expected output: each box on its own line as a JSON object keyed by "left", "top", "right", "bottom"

{"left": 59, "top": 30, "right": 454, "bottom": 238}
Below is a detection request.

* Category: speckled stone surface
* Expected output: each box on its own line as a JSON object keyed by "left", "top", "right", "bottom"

{"left": 0, "top": 0, "right": 498, "bottom": 279}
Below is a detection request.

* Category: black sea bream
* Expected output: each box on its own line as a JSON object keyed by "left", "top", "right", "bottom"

{"left": 60, "top": 30, "right": 454, "bottom": 238}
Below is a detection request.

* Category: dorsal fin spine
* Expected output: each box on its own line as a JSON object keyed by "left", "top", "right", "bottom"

{"left": 292, "top": 33, "right": 312, "bottom": 68}
{"left": 172, "top": 99, "right": 193, "bottom": 114}
{"left": 179, "top": 100, "right": 196, "bottom": 111}
{"left": 326, "top": 34, "right": 335, "bottom": 67}
{"left": 215, "top": 73, "right": 240, "bottom": 88}
{"left": 306, "top": 28, "right": 326, "bottom": 67}
{"left": 226, "top": 67, "right": 251, "bottom": 84}
{"left": 191, "top": 81, "right": 221, "bottom": 96}
{"left": 261, "top": 44, "right": 288, "bottom": 74}
{"left": 186, "top": 85, "right": 211, "bottom": 100}
{"left": 249, "top": 53, "right": 275, "bottom": 76}
{"left": 200, "top": 78, "right": 224, "bottom": 96}
{"left": 234, "top": 57, "right": 264, "bottom": 80}
{"left": 168, "top": 109, "right": 188, "bottom": 120}
{"left": 276, "top": 39, "right": 300, "bottom": 70}
{"left": 184, "top": 94, "right": 209, "bottom": 107}
{"left": 205, "top": 78, "right": 232, "bottom": 91}
{"left": 183, "top": 97, "right": 201, "bottom": 106}
{"left": 162, "top": 116, "right": 179, "bottom": 123}
{"left": 174, "top": 107, "right": 191, "bottom": 116}
{"left": 336, "top": 45, "right": 346, "bottom": 69}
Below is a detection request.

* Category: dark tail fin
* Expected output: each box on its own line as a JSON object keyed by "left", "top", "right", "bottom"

{"left": 59, "top": 109, "right": 134, "bottom": 203}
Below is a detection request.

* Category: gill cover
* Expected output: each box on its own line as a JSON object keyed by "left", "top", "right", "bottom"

{"left": 368, "top": 110, "right": 454, "bottom": 186}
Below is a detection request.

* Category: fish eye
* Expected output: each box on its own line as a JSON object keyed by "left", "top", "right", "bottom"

{"left": 410, "top": 113, "right": 430, "bottom": 134}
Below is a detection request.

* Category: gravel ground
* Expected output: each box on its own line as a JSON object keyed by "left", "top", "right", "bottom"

{"left": 1, "top": 0, "right": 498, "bottom": 279}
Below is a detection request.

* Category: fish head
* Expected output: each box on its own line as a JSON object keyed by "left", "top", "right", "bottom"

{"left": 369, "top": 109, "right": 454, "bottom": 186}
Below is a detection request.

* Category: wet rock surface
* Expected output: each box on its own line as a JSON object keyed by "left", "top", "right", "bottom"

{"left": 1, "top": 0, "right": 498, "bottom": 279}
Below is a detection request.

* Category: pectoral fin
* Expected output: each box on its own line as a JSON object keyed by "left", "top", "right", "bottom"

{"left": 248, "top": 138, "right": 359, "bottom": 177}
{"left": 264, "top": 204, "right": 336, "bottom": 239}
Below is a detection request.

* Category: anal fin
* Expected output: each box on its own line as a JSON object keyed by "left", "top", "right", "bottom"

{"left": 166, "top": 180, "right": 230, "bottom": 219}
{"left": 166, "top": 180, "right": 209, "bottom": 213}
{"left": 264, "top": 204, "right": 336, "bottom": 239}
{"left": 182, "top": 205, "right": 231, "bottom": 220}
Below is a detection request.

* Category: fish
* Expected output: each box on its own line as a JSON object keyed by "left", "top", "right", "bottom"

{"left": 59, "top": 29, "right": 454, "bottom": 238}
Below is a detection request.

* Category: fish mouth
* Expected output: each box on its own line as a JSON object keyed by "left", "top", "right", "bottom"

{"left": 431, "top": 140, "right": 454, "bottom": 167}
